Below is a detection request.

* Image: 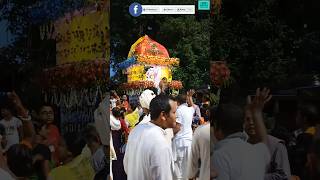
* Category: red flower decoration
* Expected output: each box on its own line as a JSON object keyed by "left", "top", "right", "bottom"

{"left": 210, "top": 61, "right": 230, "bottom": 87}
{"left": 168, "top": 80, "right": 183, "bottom": 89}
{"left": 41, "top": 59, "right": 108, "bottom": 89}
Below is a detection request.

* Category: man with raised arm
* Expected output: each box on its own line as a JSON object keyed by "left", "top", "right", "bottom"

{"left": 213, "top": 88, "right": 272, "bottom": 180}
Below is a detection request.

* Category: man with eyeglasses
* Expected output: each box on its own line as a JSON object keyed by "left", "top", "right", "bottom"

{"left": 38, "top": 104, "right": 61, "bottom": 166}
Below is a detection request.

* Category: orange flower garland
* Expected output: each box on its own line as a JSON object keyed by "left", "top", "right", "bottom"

{"left": 120, "top": 81, "right": 155, "bottom": 89}
{"left": 41, "top": 59, "right": 108, "bottom": 89}
{"left": 120, "top": 80, "right": 183, "bottom": 90}
{"left": 168, "top": 80, "right": 183, "bottom": 90}
{"left": 136, "top": 55, "right": 179, "bottom": 66}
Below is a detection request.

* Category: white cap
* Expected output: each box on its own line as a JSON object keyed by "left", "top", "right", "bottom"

{"left": 139, "top": 89, "right": 156, "bottom": 109}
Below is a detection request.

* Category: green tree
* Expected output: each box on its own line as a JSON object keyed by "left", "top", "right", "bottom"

{"left": 211, "top": 0, "right": 319, "bottom": 90}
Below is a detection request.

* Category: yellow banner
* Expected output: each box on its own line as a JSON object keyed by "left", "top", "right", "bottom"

{"left": 55, "top": 10, "right": 109, "bottom": 65}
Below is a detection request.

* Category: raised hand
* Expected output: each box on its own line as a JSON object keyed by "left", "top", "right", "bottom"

{"left": 246, "top": 87, "right": 272, "bottom": 144}
{"left": 187, "top": 89, "right": 196, "bottom": 107}
{"left": 7, "top": 91, "right": 23, "bottom": 107}
{"left": 247, "top": 87, "right": 272, "bottom": 112}
{"left": 187, "top": 89, "right": 195, "bottom": 97}
{"left": 8, "top": 91, "right": 29, "bottom": 118}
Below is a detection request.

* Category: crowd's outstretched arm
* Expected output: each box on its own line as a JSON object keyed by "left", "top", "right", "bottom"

{"left": 8, "top": 91, "right": 34, "bottom": 140}
{"left": 247, "top": 88, "right": 272, "bottom": 144}
{"left": 187, "top": 89, "right": 195, "bottom": 107}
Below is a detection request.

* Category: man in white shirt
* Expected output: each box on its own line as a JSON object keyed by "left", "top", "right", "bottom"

{"left": 243, "top": 97, "right": 292, "bottom": 179}
{"left": 0, "top": 105, "right": 23, "bottom": 151}
{"left": 213, "top": 88, "right": 272, "bottom": 180}
{"left": 188, "top": 123, "right": 210, "bottom": 180}
{"left": 172, "top": 93, "right": 195, "bottom": 180}
{"left": 138, "top": 89, "right": 174, "bottom": 146}
{"left": 0, "top": 137, "right": 15, "bottom": 180}
{"left": 123, "top": 95, "right": 177, "bottom": 180}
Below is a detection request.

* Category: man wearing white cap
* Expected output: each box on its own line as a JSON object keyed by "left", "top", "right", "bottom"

{"left": 138, "top": 89, "right": 156, "bottom": 124}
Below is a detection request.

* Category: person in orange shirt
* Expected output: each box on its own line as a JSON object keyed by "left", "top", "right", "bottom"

{"left": 38, "top": 105, "right": 61, "bottom": 166}
{"left": 121, "top": 95, "right": 129, "bottom": 111}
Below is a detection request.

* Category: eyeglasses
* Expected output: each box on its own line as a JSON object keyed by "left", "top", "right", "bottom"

{"left": 40, "top": 111, "right": 54, "bottom": 115}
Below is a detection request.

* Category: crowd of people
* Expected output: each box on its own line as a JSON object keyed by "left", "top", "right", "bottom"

{"left": 0, "top": 92, "right": 108, "bottom": 180}
{"left": 1, "top": 84, "right": 319, "bottom": 180}
{"left": 109, "top": 85, "right": 320, "bottom": 180}
{"left": 212, "top": 88, "right": 320, "bottom": 180}
{"left": 109, "top": 80, "right": 212, "bottom": 180}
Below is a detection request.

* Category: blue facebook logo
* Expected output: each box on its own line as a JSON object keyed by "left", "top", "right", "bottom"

{"left": 129, "top": 2, "right": 142, "bottom": 17}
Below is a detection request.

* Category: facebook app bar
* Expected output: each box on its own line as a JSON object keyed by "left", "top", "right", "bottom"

{"left": 142, "top": 5, "right": 195, "bottom": 14}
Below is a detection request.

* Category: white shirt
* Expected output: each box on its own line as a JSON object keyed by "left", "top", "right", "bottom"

{"left": 123, "top": 122, "right": 174, "bottom": 180}
{"left": 0, "top": 117, "right": 22, "bottom": 151}
{"left": 110, "top": 98, "right": 117, "bottom": 109}
{"left": 110, "top": 114, "right": 120, "bottom": 161}
{"left": 139, "top": 114, "right": 151, "bottom": 124}
{"left": 213, "top": 132, "right": 270, "bottom": 180}
{"left": 0, "top": 168, "right": 15, "bottom": 180}
{"left": 188, "top": 123, "right": 210, "bottom": 180}
{"left": 174, "top": 104, "right": 195, "bottom": 146}
{"left": 94, "top": 98, "right": 109, "bottom": 145}
{"left": 110, "top": 115, "right": 121, "bottom": 130}
{"left": 138, "top": 114, "right": 174, "bottom": 147}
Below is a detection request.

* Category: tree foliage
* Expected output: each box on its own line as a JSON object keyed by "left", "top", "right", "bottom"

{"left": 211, "top": 0, "right": 320, "bottom": 90}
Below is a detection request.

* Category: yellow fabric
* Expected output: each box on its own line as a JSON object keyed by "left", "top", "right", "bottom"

{"left": 127, "top": 65, "right": 146, "bottom": 82}
{"left": 125, "top": 109, "right": 140, "bottom": 128}
{"left": 305, "top": 126, "right": 316, "bottom": 135}
{"left": 49, "top": 146, "right": 95, "bottom": 180}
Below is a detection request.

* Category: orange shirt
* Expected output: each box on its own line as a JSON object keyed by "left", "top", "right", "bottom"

{"left": 123, "top": 101, "right": 129, "bottom": 110}
{"left": 46, "top": 124, "right": 61, "bottom": 164}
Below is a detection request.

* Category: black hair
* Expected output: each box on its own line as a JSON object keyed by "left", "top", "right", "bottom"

{"left": 202, "top": 94, "right": 210, "bottom": 101}
{"left": 214, "top": 103, "right": 245, "bottom": 136}
{"left": 201, "top": 104, "right": 210, "bottom": 122}
{"left": 150, "top": 95, "right": 173, "bottom": 120}
{"left": 149, "top": 87, "right": 158, "bottom": 95}
{"left": 129, "top": 103, "right": 137, "bottom": 111}
{"left": 0, "top": 101, "right": 15, "bottom": 114}
{"left": 83, "top": 125, "right": 100, "bottom": 145}
{"left": 37, "top": 103, "right": 55, "bottom": 113}
{"left": 298, "top": 103, "right": 319, "bottom": 126}
{"left": 7, "top": 144, "right": 34, "bottom": 177}
{"left": 112, "top": 107, "right": 122, "bottom": 118}
{"left": 65, "top": 136, "right": 86, "bottom": 158}
{"left": 176, "top": 94, "right": 187, "bottom": 105}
